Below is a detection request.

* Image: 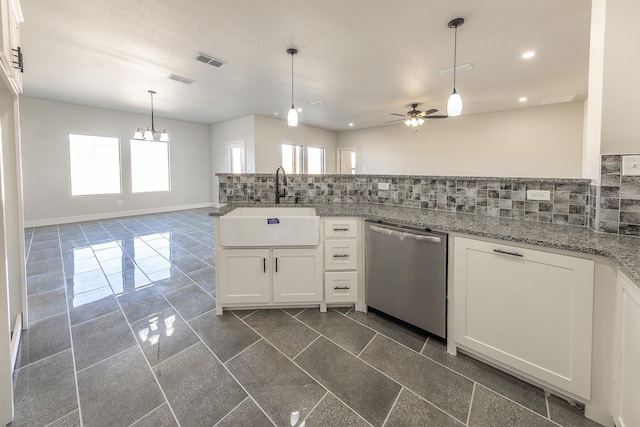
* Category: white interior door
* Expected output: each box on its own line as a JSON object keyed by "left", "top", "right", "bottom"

{"left": 338, "top": 148, "right": 356, "bottom": 174}
{"left": 225, "top": 141, "right": 246, "bottom": 173}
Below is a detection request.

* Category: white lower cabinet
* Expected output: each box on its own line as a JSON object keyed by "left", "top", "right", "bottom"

{"left": 217, "top": 247, "right": 322, "bottom": 308}
{"left": 613, "top": 272, "right": 640, "bottom": 427}
{"left": 325, "top": 272, "right": 357, "bottom": 303}
{"left": 272, "top": 248, "right": 322, "bottom": 303}
{"left": 453, "top": 236, "right": 594, "bottom": 400}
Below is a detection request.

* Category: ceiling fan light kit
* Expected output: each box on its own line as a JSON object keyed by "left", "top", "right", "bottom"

{"left": 133, "top": 90, "right": 169, "bottom": 142}
{"left": 447, "top": 17, "right": 464, "bottom": 117}
{"left": 287, "top": 48, "right": 299, "bottom": 127}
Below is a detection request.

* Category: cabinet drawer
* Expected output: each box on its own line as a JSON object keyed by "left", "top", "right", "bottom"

{"left": 325, "top": 272, "right": 357, "bottom": 303}
{"left": 324, "top": 219, "right": 358, "bottom": 238}
{"left": 324, "top": 240, "right": 358, "bottom": 270}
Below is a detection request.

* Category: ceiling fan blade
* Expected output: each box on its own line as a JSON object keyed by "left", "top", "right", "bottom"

{"left": 425, "top": 115, "right": 448, "bottom": 119}
{"left": 384, "top": 119, "right": 405, "bottom": 123}
{"left": 423, "top": 108, "right": 439, "bottom": 115}
{"left": 390, "top": 113, "right": 406, "bottom": 117}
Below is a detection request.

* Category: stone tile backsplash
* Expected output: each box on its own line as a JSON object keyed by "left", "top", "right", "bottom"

{"left": 599, "top": 154, "right": 640, "bottom": 237}
{"left": 218, "top": 174, "right": 590, "bottom": 226}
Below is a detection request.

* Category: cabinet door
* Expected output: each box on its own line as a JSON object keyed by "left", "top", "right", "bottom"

{"left": 325, "top": 272, "right": 357, "bottom": 303}
{"left": 218, "top": 249, "right": 270, "bottom": 304}
{"left": 613, "top": 272, "right": 640, "bottom": 427}
{"left": 273, "top": 248, "right": 322, "bottom": 303}
{"left": 324, "top": 219, "right": 358, "bottom": 238}
{"left": 453, "top": 237, "right": 594, "bottom": 400}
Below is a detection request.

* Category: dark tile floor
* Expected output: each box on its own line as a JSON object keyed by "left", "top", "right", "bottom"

{"left": 11, "top": 209, "right": 603, "bottom": 426}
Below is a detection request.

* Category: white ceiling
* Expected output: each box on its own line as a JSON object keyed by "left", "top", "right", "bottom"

{"left": 20, "top": 0, "right": 591, "bottom": 131}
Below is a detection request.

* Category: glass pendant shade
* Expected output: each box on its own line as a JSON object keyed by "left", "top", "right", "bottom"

{"left": 287, "top": 106, "right": 298, "bottom": 126}
{"left": 133, "top": 129, "right": 143, "bottom": 140}
{"left": 160, "top": 131, "right": 169, "bottom": 142}
{"left": 135, "top": 90, "right": 169, "bottom": 142}
{"left": 447, "top": 90, "right": 463, "bottom": 117}
{"left": 143, "top": 128, "right": 154, "bottom": 141}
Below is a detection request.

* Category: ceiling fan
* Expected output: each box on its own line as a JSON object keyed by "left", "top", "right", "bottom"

{"left": 385, "top": 103, "right": 448, "bottom": 126}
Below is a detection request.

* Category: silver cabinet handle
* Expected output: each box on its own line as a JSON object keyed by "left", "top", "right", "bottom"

{"left": 493, "top": 249, "right": 524, "bottom": 258}
{"left": 334, "top": 286, "right": 350, "bottom": 290}
{"left": 412, "top": 235, "right": 441, "bottom": 243}
{"left": 333, "top": 254, "right": 349, "bottom": 258}
{"left": 333, "top": 227, "right": 350, "bottom": 231}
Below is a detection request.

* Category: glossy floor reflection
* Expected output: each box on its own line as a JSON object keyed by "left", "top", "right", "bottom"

{"left": 13, "top": 209, "right": 602, "bottom": 426}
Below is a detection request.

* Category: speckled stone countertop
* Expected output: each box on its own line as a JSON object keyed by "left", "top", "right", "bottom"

{"left": 209, "top": 202, "right": 640, "bottom": 288}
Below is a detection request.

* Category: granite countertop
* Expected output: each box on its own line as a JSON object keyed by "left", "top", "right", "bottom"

{"left": 210, "top": 202, "right": 640, "bottom": 288}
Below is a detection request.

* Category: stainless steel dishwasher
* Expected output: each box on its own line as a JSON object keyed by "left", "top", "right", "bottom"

{"left": 365, "top": 220, "right": 447, "bottom": 340}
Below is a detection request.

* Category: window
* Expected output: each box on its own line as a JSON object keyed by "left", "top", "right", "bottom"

{"left": 338, "top": 148, "right": 356, "bottom": 174}
{"left": 131, "top": 140, "right": 170, "bottom": 193}
{"left": 69, "top": 134, "right": 121, "bottom": 196}
{"left": 306, "top": 147, "right": 325, "bottom": 174}
{"left": 282, "top": 143, "right": 303, "bottom": 174}
{"left": 225, "top": 141, "right": 246, "bottom": 173}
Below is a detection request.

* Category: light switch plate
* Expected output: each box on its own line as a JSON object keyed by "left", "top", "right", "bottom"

{"left": 622, "top": 155, "right": 640, "bottom": 176}
{"left": 378, "top": 182, "right": 390, "bottom": 190}
{"left": 526, "top": 190, "right": 551, "bottom": 201}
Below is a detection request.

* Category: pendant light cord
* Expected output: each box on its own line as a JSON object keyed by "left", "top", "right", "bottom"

{"left": 452, "top": 24, "right": 458, "bottom": 90}
{"left": 291, "top": 52, "right": 295, "bottom": 108}
{"left": 149, "top": 91, "right": 156, "bottom": 133}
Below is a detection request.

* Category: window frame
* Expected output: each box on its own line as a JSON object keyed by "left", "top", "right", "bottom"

{"left": 68, "top": 133, "right": 122, "bottom": 197}
{"left": 130, "top": 139, "right": 171, "bottom": 194}
{"left": 281, "top": 142, "right": 304, "bottom": 174}
{"left": 306, "top": 146, "right": 325, "bottom": 175}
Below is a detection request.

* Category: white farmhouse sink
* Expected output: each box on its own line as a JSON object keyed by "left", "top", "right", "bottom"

{"left": 220, "top": 207, "right": 320, "bottom": 247}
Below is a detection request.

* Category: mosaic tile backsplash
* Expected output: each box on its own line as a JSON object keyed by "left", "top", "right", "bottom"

{"left": 218, "top": 174, "right": 590, "bottom": 226}
{"left": 599, "top": 154, "right": 640, "bottom": 237}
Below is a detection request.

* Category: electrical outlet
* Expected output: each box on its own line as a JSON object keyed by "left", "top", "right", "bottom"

{"left": 378, "top": 182, "right": 390, "bottom": 190}
{"left": 622, "top": 155, "right": 640, "bottom": 176}
{"left": 117, "top": 200, "right": 123, "bottom": 206}
{"left": 526, "top": 190, "right": 551, "bottom": 201}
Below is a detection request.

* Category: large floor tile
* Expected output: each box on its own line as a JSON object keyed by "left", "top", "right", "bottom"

{"left": 189, "top": 311, "right": 260, "bottom": 362}
{"left": 243, "top": 309, "right": 319, "bottom": 358}
{"left": 164, "top": 283, "right": 216, "bottom": 321}
{"left": 148, "top": 268, "right": 193, "bottom": 294}
{"left": 468, "top": 385, "right": 557, "bottom": 427}
{"left": 48, "top": 410, "right": 81, "bottom": 427}
{"left": 547, "top": 395, "right": 603, "bottom": 427}
{"left": 171, "top": 254, "right": 209, "bottom": 274}
{"left": 226, "top": 339, "right": 326, "bottom": 426}
{"left": 63, "top": 256, "right": 102, "bottom": 277}
{"left": 65, "top": 269, "right": 110, "bottom": 296}
{"left": 154, "top": 342, "right": 246, "bottom": 426}
{"left": 303, "top": 393, "right": 369, "bottom": 427}
{"left": 186, "top": 266, "right": 216, "bottom": 293}
{"left": 117, "top": 286, "right": 171, "bottom": 323}
{"left": 27, "top": 247, "right": 62, "bottom": 264}
{"left": 30, "top": 239, "right": 60, "bottom": 252}
{"left": 421, "top": 339, "right": 547, "bottom": 416}
{"left": 131, "top": 404, "right": 178, "bottom": 427}
{"left": 347, "top": 309, "right": 427, "bottom": 352}
{"left": 26, "top": 271, "right": 65, "bottom": 296}
{"left": 135, "top": 255, "right": 173, "bottom": 276}
{"left": 11, "top": 350, "right": 78, "bottom": 427}
{"left": 295, "top": 336, "right": 401, "bottom": 427}
{"left": 98, "top": 256, "right": 137, "bottom": 275}
{"left": 296, "top": 309, "right": 376, "bottom": 355}
{"left": 77, "top": 346, "right": 165, "bottom": 427}
{"left": 27, "top": 288, "right": 67, "bottom": 325}
{"left": 385, "top": 388, "right": 465, "bottom": 427}
{"left": 67, "top": 287, "right": 119, "bottom": 325}
{"left": 360, "top": 334, "right": 473, "bottom": 423}
{"left": 26, "top": 258, "right": 63, "bottom": 277}
{"left": 216, "top": 397, "right": 274, "bottom": 427}
{"left": 72, "top": 309, "right": 136, "bottom": 370}
{"left": 19, "top": 312, "right": 71, "bottom": 366}
{"left": 132, "top": 307, "right": 199, "bottom": 366}
{"left": 106, "top": 268, "right": 152, "bottom": 295}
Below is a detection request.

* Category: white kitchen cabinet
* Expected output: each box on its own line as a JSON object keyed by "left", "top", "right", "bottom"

{"left": 323, "top": 218, "right": 360, "bottom": 304}
{"left": 453, "top": 236, "right": 594, "bottom": 400}
{"left": 0, "top": 0, "right": 22, "bottom": 94}
{"left": 273, "top": 248, "right": 322, "bottom": 303}
{"left": 218, "top": 249, "right": 270, "bottom": 305}
{"left": 612, "top": 272, "right": 640, "bottom": 427}
{"left": 217, "top": 247, "right": 322, "bottom": 311}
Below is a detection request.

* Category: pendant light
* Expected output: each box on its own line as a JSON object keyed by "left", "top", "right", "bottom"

{"left": 447, "top": 18, "right": 464, "bottom": 117}
{"left": 286, "top": 48, "right": 299, "bottom": 127}
{"left": 133, "top": 90, "right": 169, "bottom": 142}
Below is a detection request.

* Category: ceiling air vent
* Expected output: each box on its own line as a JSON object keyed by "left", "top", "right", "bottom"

{"left": 168, "top": 74, "right": 196, "bottom": 84}
{"left": 195, "top": 53, "right": 226, "bottom": 68}
{"left": 310, "top": 100, "right": 328, "bottom": 107}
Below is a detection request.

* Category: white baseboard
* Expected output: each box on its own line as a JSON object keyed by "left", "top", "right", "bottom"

{"left": 24, "top": 202, "right": 214, "bottom": 228}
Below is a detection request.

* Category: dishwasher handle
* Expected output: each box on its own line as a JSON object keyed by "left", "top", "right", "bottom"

{"left": 368, "top": 224, "right": 442, "bottom": 243}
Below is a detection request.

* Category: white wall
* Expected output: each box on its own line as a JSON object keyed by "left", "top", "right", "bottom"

{"left": 254, "top": 115, "right": 337, "bottom": 173}
{"left": 209, "top": 115, "right": 256, "bottom": 203}
{"left": 20, "top": 97, "right": 211, "bottom": 225}
{"left": 336, "top": 102, "right": 585, "bottom": 178}
{"left": 601, "top": 0, "right": 640, "bottom": 154}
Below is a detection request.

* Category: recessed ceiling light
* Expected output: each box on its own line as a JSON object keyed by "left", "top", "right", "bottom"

{"left": 348, "top": 123, "right": 354, "bottom": 127}
{"left": 273, "top": 112, "right": 280, "bottom": 116}
{"left": 521, "top": 51, "right": 536, "bottom": 59}
{"left": 519, "top": 97, "right": 528, "bottom": 102}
